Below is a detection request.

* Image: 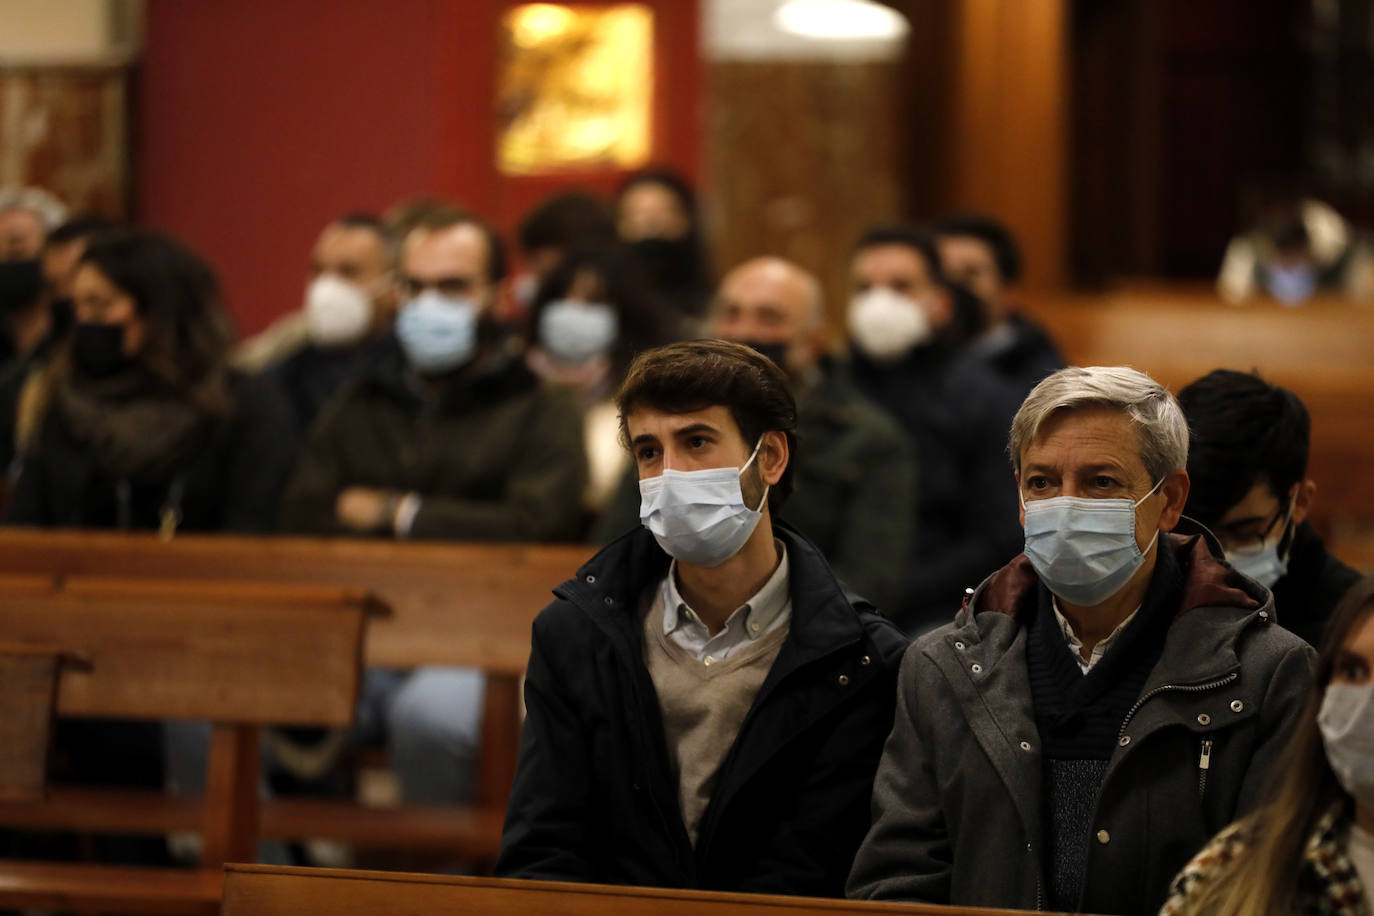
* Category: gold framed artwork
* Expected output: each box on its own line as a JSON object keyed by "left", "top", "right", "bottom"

{"left": 497, "top": 3, "right": 654, "bottom": 175}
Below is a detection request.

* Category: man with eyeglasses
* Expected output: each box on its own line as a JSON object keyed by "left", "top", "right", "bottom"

{"left": 1178, "top": 369, "right": 1360, "bottom": 648}
{"left": 279, "top": 206, "right": 586, "bottom": 813}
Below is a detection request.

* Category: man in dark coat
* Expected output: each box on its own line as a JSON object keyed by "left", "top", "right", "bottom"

{"left": 932, "top": 212, "right": 1065, "bottom": 398}
{"left": 848, "top": 366, "right": 1314, "bottom": 915}
{"left": 278, "top": 208, "right": 587, "bottom": 812}
{"left": 498, "top": 340, "right": 907, "bottom": 897}
{"left": 1178, "top": 368, "right": 1361, "bottom": 648}
{"left": 710, "top": 255, "right": 915, "bottom": 616}
{"left": 844, "top": 224, "right": 1026, "bottom": 634}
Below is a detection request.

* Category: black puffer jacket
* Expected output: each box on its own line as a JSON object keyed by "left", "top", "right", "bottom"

{"left": 497, "top": 522, "right": 909, "bottom": 897}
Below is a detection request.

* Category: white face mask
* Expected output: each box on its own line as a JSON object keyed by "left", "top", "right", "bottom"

{"left": 538, "top": 300, "right": 619, "bottom": 364}
{"left": 1224, "top": 494, "right": 1297, "bottom": 589}
{"left": 847, "top": 287, "right": 932, "bottom": 362}
{"left": 1021, "top": 479, "right": 1164, "bottom": 607}
{"left": 1318, "top": 682, "right": 1374, "bottom": 810}
{"left": 304, "top": 274, "right": 374, "bottom": 347}
{"left": 638, "top": 436, "right": 769, "bottom": 568}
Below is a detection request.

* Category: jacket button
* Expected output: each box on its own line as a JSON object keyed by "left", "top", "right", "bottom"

{"left": 954, "top": 641, "right": 967, "bottom": 650}
{"left": 1197, "top": 713, "right": 1211, "bottom": 726}
{"left": 585, "top": 574, "right": 597, "bottom": 584}
{"left": 838, "top": 675, "right": 850, "bottom": 686}
{"left": 970, "top": 663, "right": 983, "bottom": 674}
{"left": 1019, "top": 741, "right": 1031, "bottom": 751}
{"left": 1259, "top": 610, "right": 1269, "bottom": 621}
{"left": 1230, "top": 700, "right": 1244, "bottom": 713}
{"left": 1118, "top": 735, "right": 1130, "bottom": 747}
{"left": 860, "top": 655, "right": 871, "bottom": 666}
{"left": 604, "top": 596, "right": 614, "bottom": 606}
{"left": 1096, "top": 829, "right": 1110, "bottom": 845}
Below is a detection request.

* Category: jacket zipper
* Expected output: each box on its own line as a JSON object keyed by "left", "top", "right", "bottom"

{"left": 1115, "top": 671, "right": 1238, "bottom": 741}
{"left": 1197, "top": 738, "right": 1213, "bottom": 798}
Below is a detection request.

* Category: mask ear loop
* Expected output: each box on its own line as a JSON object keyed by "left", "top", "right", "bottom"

{"left": 1134, "top": 477, "right": 1167, "bottom": 557}
{"left": 741, "top": 434, "right": 771, "bottom": 514}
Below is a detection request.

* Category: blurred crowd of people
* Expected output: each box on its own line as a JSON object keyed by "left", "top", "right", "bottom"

{"left": 1, "top": 173, "right": 1369, "bottom": 915}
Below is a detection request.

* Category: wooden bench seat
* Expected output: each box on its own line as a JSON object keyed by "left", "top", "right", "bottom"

{"left": 0, "top": 787, "right": 506, "bottom": 858}
{"left": 220, "top": 864, "right": 1065, "bottom": 916}
{"left": 0, "top": 861, "right": 222, "bottom": 916}
{"left": 0, "top": 532, "right": 594, "bottom": 865}
{"left": 0, "top": 576, "right": 379, "bottom": 914}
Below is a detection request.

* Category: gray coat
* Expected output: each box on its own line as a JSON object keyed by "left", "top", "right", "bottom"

{"left": 847, "top": 533, "right": 1316, "bottom": 915}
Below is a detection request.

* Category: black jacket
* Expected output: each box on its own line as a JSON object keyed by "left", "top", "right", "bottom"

{"left": 6, "top": 370, "right": 296, "bottom": 533}
{"left": 496, "top": 523, "right": 909, "bottom": 896}
{"left": 1271, "top": 521, "right": 1362, "bottom": 648}
{"left": 967, "top": 313, "right": 1065, "bottom": 401}
{"left": 278, "top": 339, "right": 587, "bottom": 541}
{"left": 847, "top": 344, "right": 1026, "bottom": 634}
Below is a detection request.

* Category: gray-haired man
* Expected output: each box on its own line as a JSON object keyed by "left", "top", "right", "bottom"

{"left": 847, "top": 366, "right": 1315, "bottom": 915}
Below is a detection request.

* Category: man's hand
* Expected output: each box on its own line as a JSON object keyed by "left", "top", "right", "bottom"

{"left": 336, "top": 487, "right": 393, "bottom": 533}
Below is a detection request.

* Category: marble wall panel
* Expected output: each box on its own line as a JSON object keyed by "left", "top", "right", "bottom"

{"left": 705, "top": 59, "right": 906, "bottom": 329}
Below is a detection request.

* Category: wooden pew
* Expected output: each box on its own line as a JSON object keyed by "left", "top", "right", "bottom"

{"left": 0, "top": 576, "right": 380, "bottom": 915}
{"left": 220, "top": 864, "right": 1068, "bottom": 916}
{"left": 1024, "top": 289, "right": 1374, "bottom": 569}
{"left": 0, "top": 530, "right": 594, "bottom": 861}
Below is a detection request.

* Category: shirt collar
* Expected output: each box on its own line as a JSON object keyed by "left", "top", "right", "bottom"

{"left": 663, "top": 540, "right": 790, "bottom": 639}
{"left": 1052, "top": 595, "right": 1141, "bottom": 671}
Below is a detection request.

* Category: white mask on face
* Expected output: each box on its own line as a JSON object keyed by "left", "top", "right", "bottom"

{"left": 638, "top": 436, "right": 769, "bottom": 568}
{"left": 304, "top": 274, "right": 374, "bottom": 347}
{"left": 847, "top": 287, "right": 932, "bottom": 362}
{"left": 538, "top": 300, "right": 619, "bottom": 364}
{"left": 1318, "top": 682, "right": 1374, "bottom": 810}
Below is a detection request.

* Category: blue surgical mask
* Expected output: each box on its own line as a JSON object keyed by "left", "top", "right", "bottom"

{"left": 1264, "top": 263, "right": 1317, "bottom": 305}
{"left": 395, "top": 291, "right": 478, "bottom": 374}
{"left": 639, "top": 437, "right": 768, "bottom": 568}
{"left": 1224, "top": 495, "right": 1296, "bottom": 588}
{"left": 538, "top": 300, "right": 618, "bottom": 364}
{"left": 1021, "top": 479, "right": 1164, "bottom": 606}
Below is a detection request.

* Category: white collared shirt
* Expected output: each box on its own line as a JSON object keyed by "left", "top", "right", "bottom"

{"left": 661, "top": 541, "right": 791, "bottom": 666}
{"left": 1052, "top": 596, "right": 1142, "bottom": 673}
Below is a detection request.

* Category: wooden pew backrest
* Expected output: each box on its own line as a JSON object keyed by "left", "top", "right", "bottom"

{"left": 220, "top": 865, "right": 1060, "bottom": 916}
{"left": 0, "top": 576, "right": 379, "bottom": 725}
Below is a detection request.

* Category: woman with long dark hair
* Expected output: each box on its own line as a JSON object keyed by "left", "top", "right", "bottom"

{"left": 525, "top": 242, "right": 670, "bottom": 520}
{"left": 6, "top": 228, "right": 295, "bottom": 532}
{"left": 1161, "top": 574, "right": 1374, "bottom": 914}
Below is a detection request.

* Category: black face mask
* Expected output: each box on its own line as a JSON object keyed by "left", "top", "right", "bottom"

{"left": 739, "top": 339, "right": 789, "bottom": 369}
{"left": 630, "top": 236, "right": 701, "bottom": 289}
{"left": 49, "top": 296, "right": 75, "bottom": 335}
{"left": 0, "top": 258, "right": 43, "bottom": 313}
{"left": 72, "top": 322, "right": 131, "bottom": 378}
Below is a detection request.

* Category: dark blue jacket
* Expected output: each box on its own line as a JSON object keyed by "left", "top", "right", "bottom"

{"left": 497, "top": 522, "right": 908, "bottom": 896}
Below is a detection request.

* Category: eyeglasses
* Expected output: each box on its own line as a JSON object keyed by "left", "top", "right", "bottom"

{"left": 1216, "top": 501, "right": 1292, "bottom": 555}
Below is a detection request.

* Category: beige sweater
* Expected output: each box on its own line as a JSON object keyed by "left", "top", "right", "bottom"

{"left": 642, "top": 587, "right": 789, "bottom": 845}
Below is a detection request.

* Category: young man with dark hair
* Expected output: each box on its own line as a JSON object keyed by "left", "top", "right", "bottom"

{"left": 1178, "top": 369, "right": 1360, "bottom": 647}
{"left": 844, "top": 223, "right": 1025, "bottom": 634}
{"left": 931, "top": 212, "right": 1064, "bottom": 397}
{"left": 498, "top": 339, "right": 907, "bottom": 897}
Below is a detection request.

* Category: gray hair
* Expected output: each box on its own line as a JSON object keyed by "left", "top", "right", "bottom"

{"left": 0, "top": 186, "right": 68, "bottom": 231}
{"left": 1008, "top": 366, "right": 1189, "bottom": 482}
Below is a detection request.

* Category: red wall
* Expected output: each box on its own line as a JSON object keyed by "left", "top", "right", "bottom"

{"left": 138, "top": 0, "right": 700, "bottom": 335}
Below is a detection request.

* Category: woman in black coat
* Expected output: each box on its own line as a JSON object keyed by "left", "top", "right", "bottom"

{"left": 6, "top": 228, "right": 295, "bottom": 533}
